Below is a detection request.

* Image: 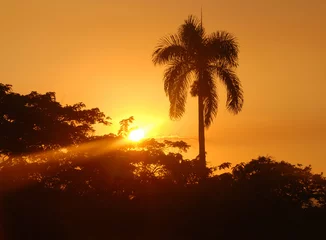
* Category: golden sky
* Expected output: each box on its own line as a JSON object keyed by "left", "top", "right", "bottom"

{"left": 1, "top": 0, "right": 326, "bottom": 172}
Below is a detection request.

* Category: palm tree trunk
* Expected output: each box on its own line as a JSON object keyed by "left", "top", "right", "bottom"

{"left": 198, "top": 93, "right": 206, "bottom": 178}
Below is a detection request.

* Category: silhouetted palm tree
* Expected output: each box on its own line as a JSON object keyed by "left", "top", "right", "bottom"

{"left": 152, "top": 15, "right": 243, "bottom": 174}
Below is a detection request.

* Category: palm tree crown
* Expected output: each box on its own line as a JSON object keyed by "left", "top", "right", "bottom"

{"left": 152, "top": 15, "right": 243, "bottom": 171}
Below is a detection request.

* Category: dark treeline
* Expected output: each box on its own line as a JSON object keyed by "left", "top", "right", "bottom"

{"left": 1, "top": 83, "right": 326, "bottom": 240}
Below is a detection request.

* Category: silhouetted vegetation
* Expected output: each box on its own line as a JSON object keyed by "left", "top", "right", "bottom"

{"left": 152, "top": 15, "right": 244, "bottom": 173}
{"left": 0, "top": 83, "right": 325, "bottom": 239}
{"left": 0, "top": 83, "right": 110, "bottom": 157}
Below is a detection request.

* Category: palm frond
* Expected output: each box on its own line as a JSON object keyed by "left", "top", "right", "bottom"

{"left": 190, "top": 80, "right": 198, "bottom": 97}
{"left": 207, "top": 31, "right": 239, "bottom": 67}
{"left": 178, "top": 15, "right": 205, "bottom": 53}
{"left": 152, "top": 34, "right": 186, "bottom": 65}
{"left": 153, "top": 15, "right": 243, "bottom": 132}
{"left": 215, "top": 64, "right": 244, "bottom": 114}
{"left": 202, "top": 71, "right": 218, "bottom": 128}
{"left": 163, "top": 60, "right": 193, "bottom": 120}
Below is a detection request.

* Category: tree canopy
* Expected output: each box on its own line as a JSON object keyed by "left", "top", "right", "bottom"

{"left": 0, "top": 83, "right": 325, "bottom": 239}
{"left": 0, "top": 83, "right": 110, "bottom": 156}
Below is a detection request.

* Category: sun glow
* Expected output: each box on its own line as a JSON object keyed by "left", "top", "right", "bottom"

{"left": 128, "top": 129, "right": 145, "bottom": 141}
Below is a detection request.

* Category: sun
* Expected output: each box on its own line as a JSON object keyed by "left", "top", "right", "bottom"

{"left": 128, "top": 129, "right": 145, "bottom": 142}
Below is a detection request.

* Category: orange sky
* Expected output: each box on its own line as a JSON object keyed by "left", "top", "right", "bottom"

{"left": 1, "top": 0, "right": 326, "bottom": 172}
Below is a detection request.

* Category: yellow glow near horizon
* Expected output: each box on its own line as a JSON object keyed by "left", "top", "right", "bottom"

{"left": 128, "top": 129, "right": 145, "bottom": 141}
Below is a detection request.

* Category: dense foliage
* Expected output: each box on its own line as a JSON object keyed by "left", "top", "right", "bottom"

{"left": 0, "top": 84, "right": 325, "bottom": 239}
{"left": 0, "top": 83, "right": 109, "bottom": 156}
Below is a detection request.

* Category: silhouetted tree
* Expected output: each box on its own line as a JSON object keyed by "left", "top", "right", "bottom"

{"left": 231, "top": 156, "right": 326, "bottom": 208}
{"left": 2, "top": 84, "right": 326, "bottom": 240}
{"left": 2, "top": 154, "right": 325, "bottom": 239}
{"left": 0, "top": 83, "right": 110, "bottom": 158}
{"left": 118, "top": 116, "right": 135, "bottom": 137}
{"left": 152, "top": 15, "right": 244, "bottom": 174}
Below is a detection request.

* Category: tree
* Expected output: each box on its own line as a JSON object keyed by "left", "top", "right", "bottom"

{"left": 0, "top": 83, "right": 110, "bottom": 157}
{"left": 231, "top": 156, "right": 326, "bottom": 208}
{"left": 152, "top": 15, "right": 244, "bottom": 174}
{"left": 118, "top": 116, "right": 135, "bottom": 137}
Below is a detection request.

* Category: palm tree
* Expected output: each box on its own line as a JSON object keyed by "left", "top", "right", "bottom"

{"left": 152, "top": 15, "right": 244, "bottom": 176}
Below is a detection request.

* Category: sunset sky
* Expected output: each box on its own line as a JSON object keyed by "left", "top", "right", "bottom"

{"left": 1, "top": 0, "right": 325, "bottom": 172}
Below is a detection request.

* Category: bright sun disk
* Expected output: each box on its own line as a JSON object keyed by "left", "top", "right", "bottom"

{"left": 128, "top": 129, "right": 145, "bottom": 141}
